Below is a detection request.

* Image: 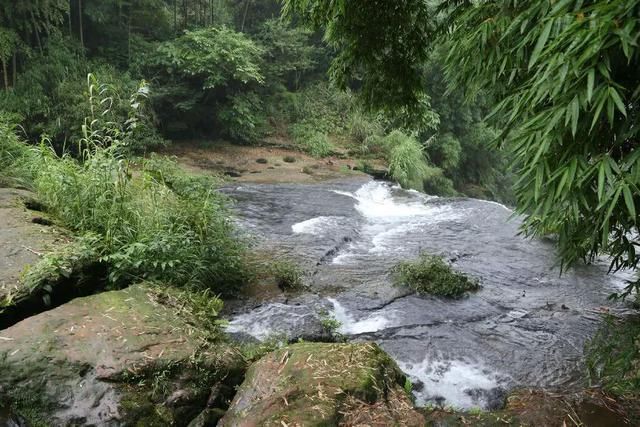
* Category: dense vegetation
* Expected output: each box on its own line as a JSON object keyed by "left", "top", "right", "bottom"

{"left": 0, "top": 0, "right": 513, "bottom": 202}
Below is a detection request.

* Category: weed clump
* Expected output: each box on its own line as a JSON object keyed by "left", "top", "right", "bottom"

{"left": 283, "top": 156, "right": 296, "bottom": 163}
{"left": 392, "top": 253, "right": 479, "bottom": 298}
{"left": 271, "top": 260, "right": 304, "bottom": 291}
{"left": 586, "top": 316, "right": 640, "bottom": 397}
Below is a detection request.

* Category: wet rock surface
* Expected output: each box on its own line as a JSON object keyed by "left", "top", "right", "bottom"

{"left": 0, "top": 284, "right": 245, "bottom": 426}
{"left": 220, "top": 342, "right": 425, "bottom": 427}
{"left": 0, "top": 188, "right": 70, "bottom": 326}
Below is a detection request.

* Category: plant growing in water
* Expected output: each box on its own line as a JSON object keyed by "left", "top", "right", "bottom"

{"left": 271, "top": 260, "right": 305, "bottom": 291}
{"left": 391, "top": 253, "right": 479, "bottom": 298}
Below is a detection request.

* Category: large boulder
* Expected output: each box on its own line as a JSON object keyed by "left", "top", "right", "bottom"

{"left": 0, "top": 284, "right": 246, "bottom": 426}
{"left": 0, "top": 188, "right": 72, "bottom": 328}
{"left": 219, "top": 342, "right": 425, "bottom": 427}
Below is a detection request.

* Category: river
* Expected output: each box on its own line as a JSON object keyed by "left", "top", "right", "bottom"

{"left": 223, "top": 178, "right": 631, "bottom": 410}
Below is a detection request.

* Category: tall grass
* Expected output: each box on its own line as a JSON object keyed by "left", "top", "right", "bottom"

{"left": 381, "top": 131, "right": 430, "bottom": 191}
{"left": 31, "top": 147, "right": 248, "bottom": 292}
{"left": 0, "top": 117, "right": 33, "bottom": 188}
{"left": 1, "top": 76, "right": 249, "bottom": 294}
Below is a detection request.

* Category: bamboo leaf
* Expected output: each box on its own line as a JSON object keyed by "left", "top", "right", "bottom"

{"left": 587, "top": 68, "right": 594, "bottom": 103}
{"left": 623, "top": 185, "right": 636, "bottom": 220}
{"left": 529, "top": 19, "right": 553, "bottom": 69}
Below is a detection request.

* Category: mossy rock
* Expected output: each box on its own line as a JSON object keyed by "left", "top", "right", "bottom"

{"left": 0, "top": 284, "right": 246, "bottom": 426}
{"left": 219, "top": 342, "right": 424, "bottom": 426}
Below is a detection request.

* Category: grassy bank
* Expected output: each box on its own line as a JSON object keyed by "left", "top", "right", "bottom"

{"left": 0, "top": 116, "right": 250, "bottom": 302}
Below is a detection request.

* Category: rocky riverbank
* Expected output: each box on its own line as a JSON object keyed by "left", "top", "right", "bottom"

{"left": 1, "top": 156, "right": 638, "bottom": 426}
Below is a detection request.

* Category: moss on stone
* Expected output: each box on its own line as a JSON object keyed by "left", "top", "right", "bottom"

{"left": 0, "top": 284, "right": 246, "bottom": 426}
{"left": 220, "top": 342, "right": 424, "bottom": 426}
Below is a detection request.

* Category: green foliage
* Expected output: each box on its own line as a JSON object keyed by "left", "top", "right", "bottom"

{"left": 444, "top": 0, "right": 640, "bottom": 292}
{"left": 317, "top": 308, "right": 343, "bottom": 340}
{"left": 392, "top": 253, "right": 479, "bottom": 298}
{"left": 155, "top": 27, "right": 264, "bottom": 90}
{"left": 348, "top": 110, "right": 385, "bottom": 150}
{"left": 285, "top": 82, "right": 354, "bottom": 135}
{"left": 381, "top": 131, "right": 430, "bottom": 191}
{"left": 426, "top": 133, "right": 460, "bottom": 175}
{"left": 282, "top": 0, "right": 433, "bottom": 122}
{"left": 256, "top": 18, "right": 318, "bottom": 88}
{"left": 403, "top": 377, "right": 413, "bottom": 395}
{"left": 10, "top": 234, "right": 103, "bottom": 309}
{"left": 3, "top": 78, "right": 251, "bottom": 294}
{"left": 271, "top": 259, "right": 305, "bottom": 291}
{"left": 149, "top": 26, "right": 265, "bottom": 137}
{"left": 586, "top": 316, "right": 640, "bottom": 397}
{"left": 422, "top": 165, "right": 456, "bottom": 197}
{"left": 290, "top": 123, "right": 334, "bottom": 158}
{"left": 0, "top": 38, "right": 164, "bottom": 153}
{"left": 217, "top": 92, "right": 267, "bottom": 144}
{"left": 0, "top": 116, "right": 32, "bottom": 187}
{"left": 240, "top": 336, "right": 286, "bottom": 363}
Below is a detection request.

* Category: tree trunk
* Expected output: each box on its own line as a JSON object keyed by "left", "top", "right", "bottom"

{"left": 78, "top": 0, "right": 84, "bottom": 50}
{"left": 12, "top": 53, "right": 16, "bottom": 87}
{"left": 183, "top": 0, "right": 188, "bottom": 28}
{"left": 2, "top": 59, "right": 8, "bottom": 91}
{"left": 241, "top": 0, "right": 251, "bottom": 32}
{"left": 127, "top": 4, "right": 132, "bottom": 64}
{"left": 68, "top": 1, "right": 73, "bottom": 36}
{"left": 30, "top": 10, "right": 43, "bottom": 54}
{"left": 174, "top": 0, "right": 178, "bottom": 32}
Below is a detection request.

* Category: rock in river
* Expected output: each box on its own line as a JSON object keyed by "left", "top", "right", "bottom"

{"left": 219, "top": 342, "right": 425, "bottom": 427}
{"left": 0, "top": 284, "right": 246, "bottom": 426}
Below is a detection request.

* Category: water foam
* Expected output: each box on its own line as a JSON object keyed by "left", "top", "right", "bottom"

{"left": 332, "top": 181, "right": 462, "bottom": 263}
{"left": 397, "top": 358, "right": 503, "bottom": 409}
{"left": 226, "top": 303, "right": 313, "bottom": 340}
{"left": 328, "top": 297, "right": 392, "bottom": 335}
{"left": 291, "top": 216, "right": 342, "bottom": 235}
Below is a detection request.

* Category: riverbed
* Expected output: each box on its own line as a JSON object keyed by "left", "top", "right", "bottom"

{"left": 223, "top": 178, "right": 631, "bottom": 410}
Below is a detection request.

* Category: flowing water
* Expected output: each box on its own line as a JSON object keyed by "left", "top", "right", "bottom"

{"left": 223, "top": 178, "right": 632, "bottom": 410}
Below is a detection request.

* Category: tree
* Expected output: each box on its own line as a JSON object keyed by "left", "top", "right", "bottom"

{"left": 282, "top": 0, "right": 433, "bottom": 121}
{"left": 148, "top": 26, "right": 264, "bottom": 136}
{"left": 284, "top": 0, "right": 640, "bottom": 295}
{"left": 0, "top": 28, "right": 19, "bottom": 90}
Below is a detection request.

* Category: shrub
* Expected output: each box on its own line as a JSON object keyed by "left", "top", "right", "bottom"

{"left": 290, "top": 123, "right": 334, "bottom": 158}
{"left": 381, "top": 130, "right": 430, "bottom": 190}
{"left": 586, "top": 316, "right": 640, "bottom": 398}
{"left": 392, "top": 253, "right": 479, "bottom": 298}
{"left": 423, "top": 165, "right": 457, "bottom": 196}
{"left": 30, "top": 145, "right": 248, "bottom": 293}
{"left": 271, "top": 260, "right": 304, "bottom": 290}
{"left": 348, "top": 111, "right": 384, "bottom": 147}
{"left": 11, "top": 77, "right": 251, "bottom": 294}
{"left": 283, "top": 155, "right": 296, "bottom": 163}
{"left": 217, "top": 92, "right": 268, "bottom": 144}
{"left": 0, "top": 116, "right": 33, "bottom": 187}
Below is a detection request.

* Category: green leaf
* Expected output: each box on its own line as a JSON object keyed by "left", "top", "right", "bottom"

{"left": 623, "top": 185, "right": 636, "bottom": 220}
{"left": 608, "top": 87, "right": 627, "bottom": 117}
{"left": 587, "top": 69, "right": 595, "bottom": 103}
{"left": 570, "top": 96, "right": 579, "bottom": 137}
{"left": 528, "top": 19, "right": 553, "bottom": 69}
{"left": 598, "top": 162, "right": 606, "bottom": 201}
